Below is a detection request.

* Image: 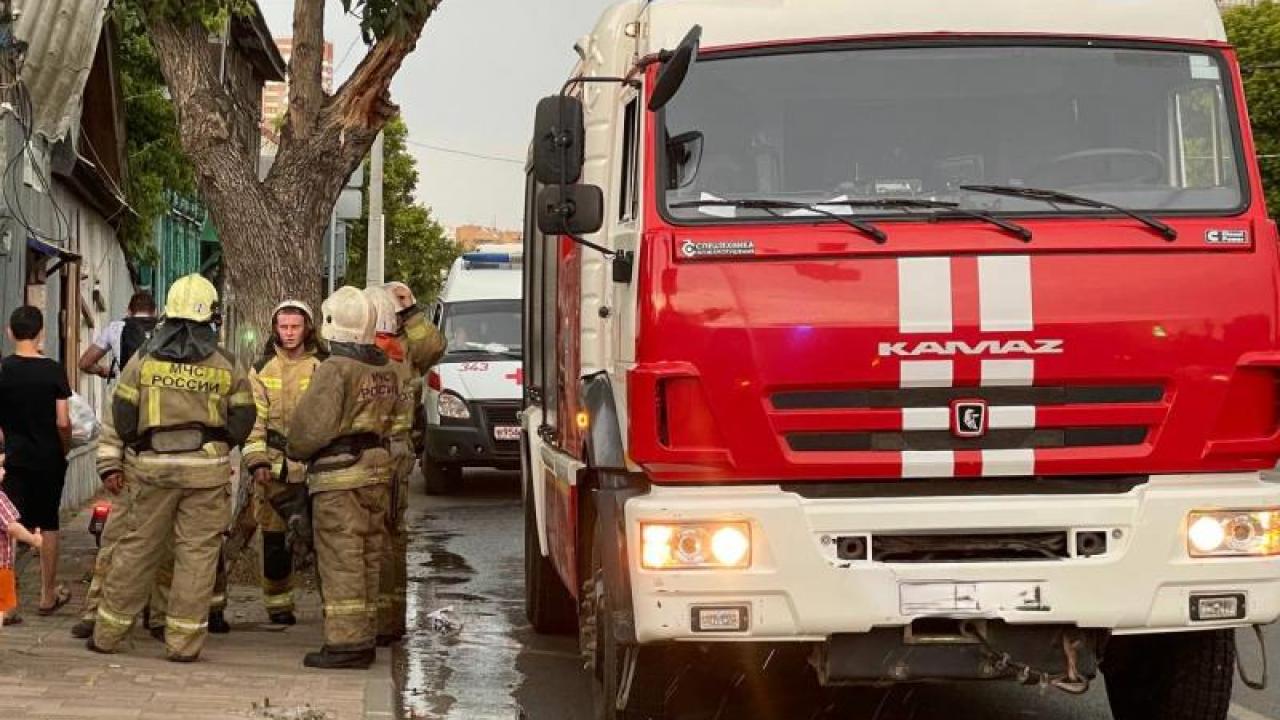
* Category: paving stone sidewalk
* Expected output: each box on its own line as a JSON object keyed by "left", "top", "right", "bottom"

{"left": 1, "top": 499, "right": 395, "bottom": 720}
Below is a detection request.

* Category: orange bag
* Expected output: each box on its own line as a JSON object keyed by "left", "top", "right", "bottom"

{"left": 0, "top": 568, "right": 16, "bottom": 614}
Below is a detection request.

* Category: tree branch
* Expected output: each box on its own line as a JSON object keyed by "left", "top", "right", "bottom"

{"left": 284, "top": 0, "right": 326, "bottom": 138}
{"left": 329, "top": 1, "right": 441, "bottom": 133}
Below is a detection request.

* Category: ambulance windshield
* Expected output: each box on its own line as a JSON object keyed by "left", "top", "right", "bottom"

{"left": 442, "top": 300, "right": 522, "bottom": 355}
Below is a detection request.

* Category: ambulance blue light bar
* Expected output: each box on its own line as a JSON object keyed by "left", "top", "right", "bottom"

{"left": 462, "top": 252, "right": 523, "bottom": 268}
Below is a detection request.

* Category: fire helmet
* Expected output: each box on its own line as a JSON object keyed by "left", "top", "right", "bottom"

{"left": 165, "top": 274, "right": 218, "bottom": 323}
{"left": 362, "top": 286, "right": 400, "bottom": 336}
{"left": 383, "top": 281, "right": 416, "bottom": 310}
{"left": 320, "top": 286, "right": 376, "bottom": 345}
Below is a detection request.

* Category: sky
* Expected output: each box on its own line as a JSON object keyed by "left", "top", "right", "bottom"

{"left": 258, "top": 0, "right": 621, "bottom": 232}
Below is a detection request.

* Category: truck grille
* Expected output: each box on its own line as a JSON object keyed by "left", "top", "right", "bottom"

{"left": 773, "top": 385, "right": 1163, "bottom": 410}
{"left": 787, "top": 427, "right": 1147, "bottom": 452}
{"left": 772, "top": 384, "right": 1163, "bottom": 454}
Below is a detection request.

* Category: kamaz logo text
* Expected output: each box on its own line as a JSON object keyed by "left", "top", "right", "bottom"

{"left": 878, "top": 339, "right": 1065, "bottom": 357}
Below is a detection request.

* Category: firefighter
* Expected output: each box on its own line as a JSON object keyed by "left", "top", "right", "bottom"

{"left": 364, "top": 287, "right": 416, "bottom": 645}
{"left": 89, "top": 274, "right": 255, "bottom": 662}
{"left": 75, "top": 437, "right": 231, "bottom": 639}
{"left": 383, "top": 281, "right": 446, "bottom": 377}
{"left": 241, "top": 300, "right": 323, "bottom": 625}
{"left": 287, "top": 286, "right": 411, "bottom": 669}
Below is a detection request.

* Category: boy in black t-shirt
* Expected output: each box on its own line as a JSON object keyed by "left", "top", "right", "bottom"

{"left": 0, "top": 306, "right": 72, "bottom": 615}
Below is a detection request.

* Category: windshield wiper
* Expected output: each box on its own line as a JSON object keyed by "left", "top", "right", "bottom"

{"left": 839, "top": 197, "right": 1032, "bottom": 242}
{"left": 671, "top": 198, "right": 887, "bottom": 244}
{"left": 960, "top": 184, "right": 1177, "bottom": 241}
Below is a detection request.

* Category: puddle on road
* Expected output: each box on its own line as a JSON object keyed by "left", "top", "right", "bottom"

{"left": 397, "top": 502, "right": 526, "bottom": 720}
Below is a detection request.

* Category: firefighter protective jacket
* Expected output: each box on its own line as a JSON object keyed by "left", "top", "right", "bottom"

{"left": 286, "top": 343, "right": 414, "bottom": 494}
{"left": 97, "top": 321, "right": 255, "bottom": 488}
{"left": 399, "top": 308, "right": 446, "bottom": 376}
{"left": 243, "top": 345, "right": 323, "bottom": 480}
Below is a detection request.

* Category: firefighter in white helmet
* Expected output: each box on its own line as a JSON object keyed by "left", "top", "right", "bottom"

{"left": 363, "top": 286, "right": 416, "bottom": 645}
{"left": 241, "top": 300, "right": 324, "bottom": 624}
{"left": 90, "top": 274, "right": 255, "bottom": 662}
{"left": 383, "top": 281, "right": 446, "bottom": 376}
{"left": 287, "top": 286, "right": 410, "bottom": 669}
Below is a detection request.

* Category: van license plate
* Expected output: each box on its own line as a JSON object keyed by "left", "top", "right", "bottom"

{"left": 494, "top": 426, "right": 520, "bottom": 441}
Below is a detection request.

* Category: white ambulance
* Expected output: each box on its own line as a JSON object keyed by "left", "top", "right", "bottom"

{"left": 422, "top": 246, "right": 524, "bottom": 494}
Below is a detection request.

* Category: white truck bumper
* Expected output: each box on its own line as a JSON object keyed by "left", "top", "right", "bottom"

{"left": 624, "top": 473, "right": 1280, "bottom": 644}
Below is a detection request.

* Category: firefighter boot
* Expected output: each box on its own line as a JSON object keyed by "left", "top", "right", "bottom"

{"left": 303, "top": 647, "right": 376, "bottom": 670}
{"left": 208, "top": 610, "right": 231, "bottom": 634}
{"left": 70, "top": 619, "right": 95, "bottom": 639}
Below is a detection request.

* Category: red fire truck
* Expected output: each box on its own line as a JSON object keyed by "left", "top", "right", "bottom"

{"left": 521, "top": 1, "right": 1280, "bottom": 717}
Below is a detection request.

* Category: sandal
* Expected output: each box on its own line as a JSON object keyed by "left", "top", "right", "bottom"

{"left": 1, "top": 612, "right": 22, "bottom": 626}
{"left": 37, "top": 585, "right": 71, "bottom": 616}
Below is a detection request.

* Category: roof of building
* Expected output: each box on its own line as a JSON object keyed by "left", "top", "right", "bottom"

{"left": 15, "top": 0, "right": 111, "bottom": 142}
{"left": 638, "top": 0, "right": 1228, "bottom": 57}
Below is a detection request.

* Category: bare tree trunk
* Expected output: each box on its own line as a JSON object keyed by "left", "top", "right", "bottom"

{"left": 141, "top": 3, "right": 439, "bottom": 344}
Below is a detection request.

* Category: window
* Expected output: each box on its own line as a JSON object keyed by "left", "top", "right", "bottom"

{"left": 523, "top": 170, "right": 544, "bottom": 403}
{"left": 619, "top": 97, "right": 641, "bottom": 222}
{"left": 662, "top": 45, "right": 1245, "bottom": 220}
{"left": 521, "top": 167, "right": 559, "bottom": 431}
{"left": 1173, "top": 82, "right": 1236, "bottom": 189}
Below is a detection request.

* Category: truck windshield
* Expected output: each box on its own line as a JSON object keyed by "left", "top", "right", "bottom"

{"left": 442, "top": 300, "right": 522, "bottom": 355}
{"left": 661, "top": 45, "right": 1244, "bottom": 220}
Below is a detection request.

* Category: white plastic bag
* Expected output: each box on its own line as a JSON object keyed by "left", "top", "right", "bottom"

{"left": 68, "top": 392, "right": 100, "bottom": 449}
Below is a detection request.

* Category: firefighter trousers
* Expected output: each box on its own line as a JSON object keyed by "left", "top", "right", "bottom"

{"left": 80, "top": 485, "right": 137, "bottom": 623}
{"left": 150, "top": 549, "right": 228, "bottom": 629}
{"left": 313, "top": 483, "right": 388, "bottom": 652}
{"left": 377, "top": 450, "right": 414, "bottom": 638}
{"left": 82, "top": 490, "right": 225, "bottom": 626}
{"left": 93, "top": 480, "right": 230, "bottom": 660}
{"left": 254, "top": 477, "right": 297, "bottom": 613}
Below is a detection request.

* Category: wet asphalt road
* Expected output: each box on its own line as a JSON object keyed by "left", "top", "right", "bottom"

{"left": 395, "top": 470, "right": 1280, "bottom": 720}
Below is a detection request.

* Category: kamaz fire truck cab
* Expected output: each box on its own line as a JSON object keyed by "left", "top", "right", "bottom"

{"left": 521, "top": 1, "right": 1280, "bottom": 718}
{"left": 422, "top": 247, "right": 524, "bottom": 494}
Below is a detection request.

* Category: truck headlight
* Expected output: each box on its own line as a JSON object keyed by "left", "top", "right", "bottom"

{"left": 641, "top": 522, "right": 751, "bottom": 569}
{"left": 1187, "top": 510, "right": 1280, "bottom": 557}
{"left": 437, "top": 392, "right": 471, "bottom": 419}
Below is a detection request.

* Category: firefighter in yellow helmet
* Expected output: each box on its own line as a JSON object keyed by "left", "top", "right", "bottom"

{"left": 364, "top": 286, "right": 416, "bottom": 645}
{"left": 287, "top": 287, "right": 410, "bottom": 669}
{"left": 89, "top": 274, "right": 255, "bottom": 662}
{"left": 241, "top": 300, "right": 324, "bottom": 625}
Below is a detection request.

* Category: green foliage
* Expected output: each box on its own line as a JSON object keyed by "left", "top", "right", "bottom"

{"left": 1225, "top": 1, "right": 1280, "bottom": 212}
{"left": 346, "top": 115, "right": 460, "bottom": 301}
{"left": 339, "top": 0, "right": 438, "bottom": 43}
{"left": 116, "top": 0, "right": 196, "bottom": 267}
{"left": 128, "top": 0, "right": 251, "bottom": 31}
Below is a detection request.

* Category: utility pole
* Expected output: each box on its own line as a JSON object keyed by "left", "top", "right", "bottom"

{"left": 366, "top": 130, "right": 385, "bottom": 286}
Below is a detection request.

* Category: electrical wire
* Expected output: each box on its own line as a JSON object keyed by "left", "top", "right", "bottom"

{"left": 401, "top": 139, "right": 524, "bottom": 165}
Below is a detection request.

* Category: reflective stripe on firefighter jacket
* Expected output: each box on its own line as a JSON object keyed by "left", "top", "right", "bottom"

{"left": 100, "top": 349, "right": 255, "bottom": 487}
{"left": 243, "top": 346, "right": 322, "bottom": 480}
{"left": 286, "top": 345, "right": 412, "bottom": 493}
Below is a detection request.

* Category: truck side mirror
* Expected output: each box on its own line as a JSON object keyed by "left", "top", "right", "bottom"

{"left": 648, "top": 25, "right": 702, "bottom": 112}
{"left": 532, "top": 95, "right": 585, "bottom": 185}
{"left": 666, "top": 130, "right": 704, "bottom": 189}
{"left": 537, "top": 184, "right": 604, "bottom": 236}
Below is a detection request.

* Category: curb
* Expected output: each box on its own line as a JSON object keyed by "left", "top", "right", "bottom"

{"left": 364, "top": 676, "right": 396, "bottom": 720}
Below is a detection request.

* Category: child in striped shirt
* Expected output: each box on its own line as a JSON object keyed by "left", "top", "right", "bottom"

{"left": 0, "top": 445, "right": 44, "bottom": 626}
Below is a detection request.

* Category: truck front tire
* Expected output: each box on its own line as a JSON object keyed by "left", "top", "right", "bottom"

{"left": 524, "top": 481, "right": 577, "bottom": 634}
{"left": 1103, "top": 629, "right": 1235, "bottom": 720}
{"left": 584, "top": 523, "right": 672, "bottom": 720}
